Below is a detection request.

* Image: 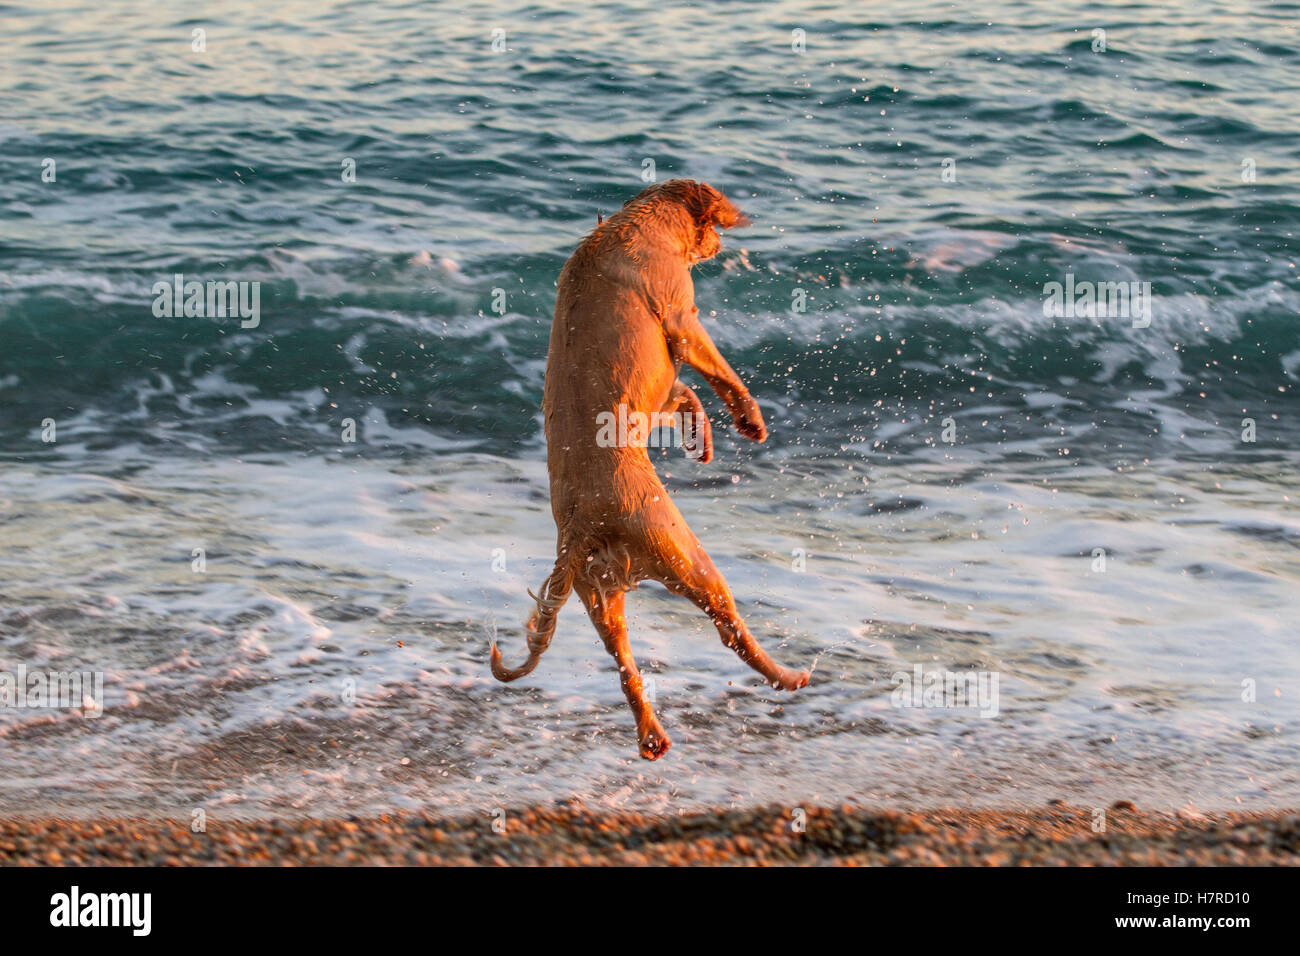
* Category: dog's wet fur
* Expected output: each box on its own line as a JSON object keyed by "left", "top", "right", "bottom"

{"left": 490, "top": 179, "right": 810, "bottom": 759}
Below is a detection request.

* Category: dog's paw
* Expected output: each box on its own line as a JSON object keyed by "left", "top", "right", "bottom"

{"left": 733, "top": 396, "right": 767, "bottom": 443}
{"left": 638, "top": 724, "right": 672, "bottom": 760}
{"left": 683, "top": 414, "right": 713, "bottom": 463}
{"left": 771, "top": 668, "right": 811, "bottom": 691}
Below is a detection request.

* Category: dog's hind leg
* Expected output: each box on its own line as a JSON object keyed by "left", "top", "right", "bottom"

{"left": 576, "top": 580, "right": 670, "bottom": 760}
{"left": 653, "top": 537, "right": 810, "bottom": 691}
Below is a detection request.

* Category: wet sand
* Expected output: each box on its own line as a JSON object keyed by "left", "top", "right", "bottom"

{"left": 2, "top": 803, "right": 1297, "bottom": 866}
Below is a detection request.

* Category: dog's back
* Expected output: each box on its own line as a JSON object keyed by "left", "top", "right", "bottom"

{"left": 542, "top": 193, "right": 693, "bottom": 526}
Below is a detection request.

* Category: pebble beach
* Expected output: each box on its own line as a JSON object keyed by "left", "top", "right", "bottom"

{"left": 4, "top": 804, "right": 1298, "bottom": 866}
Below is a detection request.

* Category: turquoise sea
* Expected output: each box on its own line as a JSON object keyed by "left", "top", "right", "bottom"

{"left": 1, "top": 0, "right": 1297, "bottom": 814}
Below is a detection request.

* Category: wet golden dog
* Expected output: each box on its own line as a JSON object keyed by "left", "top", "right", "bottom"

{"left": 490, "top": 179, "right": 810, "bottom": 759}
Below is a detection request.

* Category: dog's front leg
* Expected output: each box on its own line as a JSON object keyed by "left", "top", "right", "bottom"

{"left": 662, "top": 379, "right": 713, "bottom": 462}
{"left": 663, "top": 307, "right": 766, "bottom": 443}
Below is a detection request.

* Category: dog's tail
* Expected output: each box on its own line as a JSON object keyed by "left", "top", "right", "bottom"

{"left": 489, "top": 552, "right": 577, "bottom": 682}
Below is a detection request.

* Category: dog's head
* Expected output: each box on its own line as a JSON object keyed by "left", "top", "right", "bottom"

{"left": 624, "top": 179, "right": 750, "bottom": 264}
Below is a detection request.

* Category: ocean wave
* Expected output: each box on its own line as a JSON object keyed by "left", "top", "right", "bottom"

{"left": 1, "top": 260, "right": 1295, "bottom": 463}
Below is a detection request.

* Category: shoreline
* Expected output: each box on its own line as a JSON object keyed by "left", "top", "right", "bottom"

{"left": 3, "top": 804, "right": 1297, "bottom": 866}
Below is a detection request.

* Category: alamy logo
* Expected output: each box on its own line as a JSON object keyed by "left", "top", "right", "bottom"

{"left": 1043, "top": 273, "right": 1151, "bottom": 328}
{"left": 50, "top": 886, "right": 151, "bottom": 936}
{"left": 0, "top": 665, "right": 103, "bottom": 717}
{"left": 891, "top": 664, "right": 1000, "bottom": 717}
{"left": 151, "top": 273, "right": 261, "bottom": 328}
